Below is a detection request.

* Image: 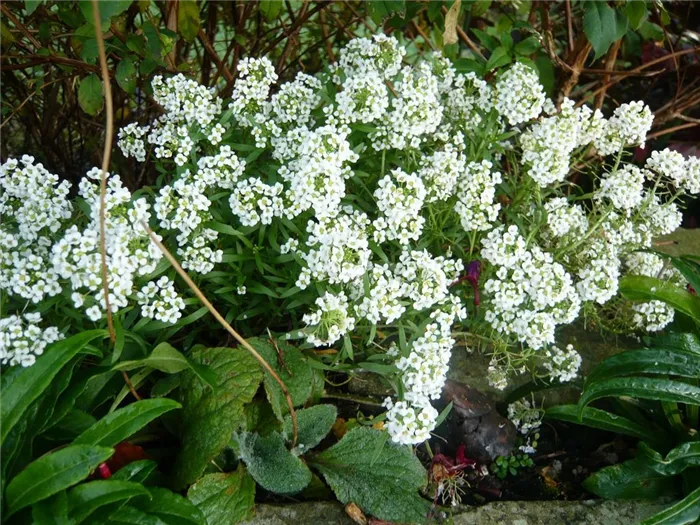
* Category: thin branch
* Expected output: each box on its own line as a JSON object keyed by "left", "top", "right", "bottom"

{"left": 1, "top": 3, "right": 41, "bottom": 49}
{"left": 441, "top": 5, "right": 485, "bottom": 60}
{"left": 92, "top": 0, "right": 141, "bottom": 402}
{"left": 198, "top": 28, "right": 234, "bottom": 83}
{"left": 142, "top": 223, "right": 299, "bottom": 447}
{"left": 565, "top": 0, "right": 574, "bottom": 53}
{"left": 646, "top": 122, "right": 699, "bottom": 141}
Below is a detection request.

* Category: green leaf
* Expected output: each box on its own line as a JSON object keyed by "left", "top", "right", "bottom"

{"left": 132, "top": 487, "right": 205, "bottom": 525}
{"left": 580, "top": 377, "right": 700, "bottom": 411}
{"left": 172, "top": 347, "right": 263, "bottom": 489}
{"left": 641, "top": 442, "right": 700, "bottom": 477}
{"left": 73, "top": 398, "right": 181, "bottom": 447}
{"left": 471, "top": 0, "right": 491, "bottom": 17}
{"left": 68, "top": 480, "right": 150, "bottom": 522}
{"left": 114, "top": 342, "right": 217, "bottom": 391}
{"left": 25, "top": 0, "right": 44, "bottom": 15}
{"left": 545, "top": 405, "right": 659, "bottom": 444}
{"left": 485, "top": 46, "right": 512, "bottom": 71}
{"left": 367, "top": 0, "right": 405, "bottom": 25}
{"left": 282, "top": 404, "right": 336, "bottom": 452}
{"left": 126, "top": 33, "right": 145, "bottom": 55}
{"left": 252, "top": 337, "right": 313, "bottom": 420}
{"left": 5, "top": 445, "right": 113, "bottom": 516}
{"left": 586, "top": 349, "right": 700, "bottom": 383}
{"left": 112, "top": 460, "right": 158, "bottom": 483}
{"left": 583, "top": 1, "right": 629, "bottom": 61}
{"left": 79, "top": 1, "right": 133, "bottom": 27}
{"left": 309, "top": 427, "right": 430, "bottom": 523}
{"left": 583, "top": 457, "right": 677, "bottom": 500}
{"left": 187, "top": 465, "right": 255, "bottom": 525}
{"left": 177, "top": 0, "right": 200, "bottom": 43}
{"left": 1, "top": 329, "right": 105, "bottom": 446}
{"left": 259, "top": 0, "right": 283, "bottom": 20}
{"left": 78, "top": 74, "right": 104, "bottom": 116}
{"left": 116, "top": 58, "right": 137, "bottom": 95}
{"left": 640, "top": 485, "right": 700, "bottom": 525}
{"left": 234, "top": 431, "right": 312, "bottom": 494}
{"left": 620, "top": 275, "right": 700, "bottom": 324}
{"left": 514, "top": 36, "right": 541, "bottom": 56}
{"left": 650, "top": 333, "right": 700, "bottom": 355}
{"left": 624, "top": 1, "right": 649, "bottom": 31}
{"left": 31, "top": 492, "right": 70, "bottom": 525}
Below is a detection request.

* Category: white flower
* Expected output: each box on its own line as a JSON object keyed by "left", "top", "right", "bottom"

{"left": 137, "top": 276, "right": 186, "bottom": 324}
{"left": 0, "top": 313, "right": 64, "bottom": 367}
{"left": 543, "top": 344, "right": 581, "bottom": 383}
{"left": 494, "top": 62, "right": 546, "bottom": 126}
{"left": 302, "top": 291, "right": 356, "bottom": 346}
{"left": 594, "top": 101, "right": 653, "bottom": 156}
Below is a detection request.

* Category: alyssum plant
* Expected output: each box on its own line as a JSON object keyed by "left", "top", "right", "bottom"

{"left": 2, "top": 35, "right": 699, "bottom": 453}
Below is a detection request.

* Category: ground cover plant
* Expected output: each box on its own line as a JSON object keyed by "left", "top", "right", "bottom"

{"left": 2, "top": 1, "right": 700, "bottom": 525}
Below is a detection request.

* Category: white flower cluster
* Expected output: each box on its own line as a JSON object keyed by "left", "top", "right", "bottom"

{"left": 494, "top": 62, "right": 546, "bottom": 126}
{"left": 594, "top": 101, "right": 653, "bottom": 156}
{"left": 373, "top": 168, "right": 426, "bottom": 244}
{"left": 230, "top": 57, "right": 278, "bottom": 125}
{"left": 454, "top": 160, "right": 502, "bottom": 232}
{"left": 229, "top": 178, "right": 284, "bottom": 227}
{"left": 507, "top": 399, "right": 543, "bottom": 435}
{"left": 543, "top": 344, "right": 582, "bottom": 383}
{"left": 482, "top": 226, "right": 580, "bottom": 349}
{"left": 0, "top": 156, "right": 71, "bottom": 302}
{"left": 645, "top": 148, "right": 700, "bottom": 195}
{"left": 544, "top": 198, "right": 588, "bottom": 239}
{"left": 595, "top": 165, "right": 646, "bottom": 212}
{"left": 418, "top": 146, "right": 465, "bottom": 202}
{"left": 382, "top": 399, "right": 438, "bottom": 446}
{"left": 302, "top": 291, "right": 356, "bottom": 346}
{"left": 137, "top": 276, "right": 186, "bottom": 324}
{"left": 0, "top": 313, "right": 64, "bottom": 368}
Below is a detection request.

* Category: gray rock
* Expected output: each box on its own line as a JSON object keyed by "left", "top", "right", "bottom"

{"left": 240, "top": 500, "right": 670, "bottom": 525}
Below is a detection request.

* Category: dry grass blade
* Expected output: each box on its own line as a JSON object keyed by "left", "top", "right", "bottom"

{"left": 142, "top": 222, "right": 299, "bottom": 447}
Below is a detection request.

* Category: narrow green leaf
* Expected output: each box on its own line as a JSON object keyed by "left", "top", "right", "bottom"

{"left": 580, "top": 377, "right": 700, "bottom": 411}
{"left": 640, "top": 485, "right": 700, "bottom": 525}
{"left": 73, "top": 398, "right": 181, "bottom": 447}
{"left": 132, "top": 487, "right": 205, "bottom": 525}
{"left": 583, "top": 457, "right": 676, "bottom": 500}
{"left": 234, "top": 431, "right": 312, "bottom": 494}
{"left": 620, "top": 275, "right": 700, "bottom": 324}
{"left": 68, "top": 480, "right": 150, "bottom": 522}
{"left": 586, "top": 349, "right": 700, "bottom": 383}
{"left": 485, "top": 46, "right": 512, "bottom": 71}
{"left": 545, "top": 405, "right": 658, "bottom": 444}
{"left": 187, "top": 465, "right": 255, "bottom": 525}
{"left": 31, "top": 492, "right": 70, "bottom": 525}
{"left": 641, "top": 442, "right": 700, "bottom": 477}
{"left": 5, "top": 445, "right": 113, "bottom": 516}
{"left": 111, "top": 460, "right": 158, "bottom": 483}
{"left": 310, "top": 427, "right": 430, "bottom": 523}
{"left": 1, "top": 330, "right": 106, "bottom": 445}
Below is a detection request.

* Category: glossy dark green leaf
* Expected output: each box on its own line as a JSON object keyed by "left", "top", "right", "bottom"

{"left": 73, "top": 398, "right": 181, "bottom": 447}
{"left": 68, "top": 480, "right": 150, "bottom": 522}
{"left": 132, "top": 487, "right": 205, "bottom": 525}
{"left": 545, "top": 405, "right": 658, "bottom": 444}
{"left": 514, "top": 35, "right": 541, "bottom": 56}
{"left": 620, "top": 275, "right": 700, "bottom": 324}
{"left": 640, "top": 485, "right": 700, "bottom": 525}
{"left": 252, "top": 337, "right": 313, "bottom": 420}
{"left": 309, "top": 427, "right": 430, "bottom": 523}
{"left": 79, "top": 0, "right": 132, "bottom": 27}
{"left": 641, "top": 442, "right": 700, "bottom": 477}
{"left": 5, "top": 444, "right": 113, "bottom": 516}
{"left": 234, "top": 431, "right": 312, "bottom": 495}
{"left": 172, "top": 347, "right": 262, "bottom": 489}
{"left": 583, "top": 457, "right": 676, "bottom": 500}
{"left": 485, "top": 46, "right": 512, "bottom": 71}
{"left": 112, "top": 460, "right": 158, "bottom": 483}
{"left": 580, "top": 377, "right": 700, "bottom": 411}
{"left": 650, "top": 333, "right": 700, "bottom": 355}
{"left": 78, "top": 74, "right": 104, "bottom": 116}
{"left": 586, "top": 349, "right": 700, "bottom": 383}
{"left": 25, "top": 0, "right": 44, "bottom": 15}
{"left": 177, "top": 0, "right": 200, "bottom": 43}
{"left": 31, "top": 492, "right": 70, "bottom": 525}
{"left": 624, "top": 1, "right": 648, "bottom": 30}
{"left": 1, "top": 329, "right": 106, "bottom": 445}
{"left": 187, "top": 465, "right": 255, "bottom": 525}
{"left": 282, "top": 404, "right": 336, "bottom": 452}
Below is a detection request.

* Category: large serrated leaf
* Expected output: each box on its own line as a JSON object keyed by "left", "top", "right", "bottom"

{"left": 544, "top": 405, "right": 659, "bottom": 444}
{"left": 282, "top": 404, "right": 336, "bottom": 453}
{"left": 234, "top": 431, "right": 312, "bottom": 494}
{"left": 579, "top": 377, "right": 700, "bottom": 411}
{"left": 172, "top": 347, "right": 262, "bottom": 489}
{"left": 1, "top": 329, "right": 106, "bottom": 445}
{"left": 309, "top": 427, "right": 430, "bottom": 523}
{"left": 586, "top": 349, "right": 700, "bottom": 384}
{"left": 583, "top": 457, "right": 677, "bottom": 500}
{"left": 250, "top": 337, "right": 313, "bottom": 420}
{"left": 73, "top": 398, "right": 181, "bottom": 447}
{"left": 187, "top": 464, "right": 255, "bottom": 524}
{"left": 68, "top": 480, "right": 150, "bottom": 522}
{"left": 5, "top": 444, "right": 114, "bottom": 516}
